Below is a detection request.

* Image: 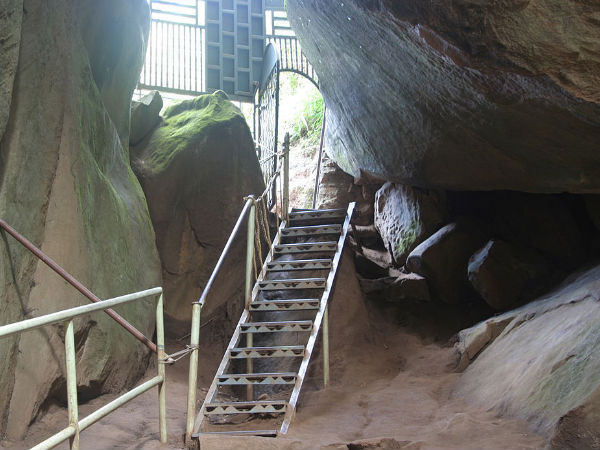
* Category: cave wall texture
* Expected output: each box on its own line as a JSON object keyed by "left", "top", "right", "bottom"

{"left": 0, "top": 0, "right": 161, "bottom": 439}
{"left": 287, "top": 0, "right": 600, "bottom": 193}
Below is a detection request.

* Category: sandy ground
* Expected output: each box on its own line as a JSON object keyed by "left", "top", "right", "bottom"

{"left": 4, "top": 255, "right": 546, "bottom": 450}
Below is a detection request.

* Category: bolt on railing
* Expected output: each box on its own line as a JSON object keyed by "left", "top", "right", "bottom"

{"left": 0, "top": 287, "right": 167, "bottom": 450}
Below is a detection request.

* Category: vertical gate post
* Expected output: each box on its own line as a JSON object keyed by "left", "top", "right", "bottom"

{"left": 283, "top": 132, "right": 290, "bottom": 222}
{"left": 245, "top": 200, "right": 256, "bottom": 400}
{"left": 65, "top": 320, "right": 80, "bottom": 450}
{"left": 185, "top": 300, "right": 202, "bottom": 442}
{"left": 156, "top": 293, "right": 167, "bottom": 443}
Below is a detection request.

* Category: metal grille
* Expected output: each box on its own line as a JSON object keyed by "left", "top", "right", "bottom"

{"left": 255, "top": 45, "right": 279, "bottom": 208}
{"left": 139, "top": 1, "right": 206, "bottom": 95}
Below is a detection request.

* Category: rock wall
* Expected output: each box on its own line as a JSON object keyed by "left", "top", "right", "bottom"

{"left": 455, "top": 265, "right": 600, "bottom": 448}
{"left": 287, "top": 0, "right": 600, "bottom": 193}
{"left": 0, "top": 0, "right": 161, "bottom": 440}
{"left": 131, "top": 91, "right": 265, "bottom": 323}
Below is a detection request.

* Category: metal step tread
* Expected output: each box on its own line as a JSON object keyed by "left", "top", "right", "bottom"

{"left": 217, "top": 372, "right": 297, "bottom": 385}
{"left": 266, "top": 259, "right": 332, "bottom": 271}
{"left": 274, "top": 242, "right": 338, "bottom": 254}
{"left": 240, "top": 320, "right": 313, "bottom": 333}
{"left": 229, "top": 346, "right": 305, "bottom": 359}
{"left": 281, "top": 224, "right": 342, "bottom": 236}
{"left": 194, "top": 430, "right": 278, "bottom": 438}
{"left": 258, "top": 278, "right": 327, "bottom": 291}
{"left": 204, "top": 401, "right": 288, "bottom": 415}
{"left": 250, "top": 299, "right": 320, "bottom": 311}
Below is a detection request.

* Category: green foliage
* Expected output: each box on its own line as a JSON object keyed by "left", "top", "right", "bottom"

{"left": 290, "top": 91, "right": 323, "bottom": 146}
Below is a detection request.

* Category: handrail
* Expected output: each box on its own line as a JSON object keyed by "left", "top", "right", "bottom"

{"left": 0, "top": 219, "right": 157, "bottom": 354}
{"left": 0, "top": 288, "right": 168, "bottom": 449}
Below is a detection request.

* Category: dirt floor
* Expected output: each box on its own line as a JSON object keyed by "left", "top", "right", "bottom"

{"left": 4, "top": 254, "right": 547, "bottom": 450}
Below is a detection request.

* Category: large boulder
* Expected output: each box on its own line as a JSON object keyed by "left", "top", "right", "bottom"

{"left": 0, "top": 0, "right": 160, "bottom": 440}
{"left": 406, "top": 221, "right": 487, "bottom": 304}
{"left": 455, "top": 264, "right": 600, "bottom": 447}
{"left": 468, "top": 240, "right": 552, "bottom": 310}
{"left": 130, "top": 90, "right": 163, "bottom": 145}
{"left": 374, "top": 182, "right": 447, "bottom": 266}
{"left": 131, "top": 91, "right": 265, "bottom": 322}
{"left": 287, "top": 0, "right": 600, "bottom": 193}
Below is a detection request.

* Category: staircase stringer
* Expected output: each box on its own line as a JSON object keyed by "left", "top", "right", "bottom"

{"left": 279, "top": 202, "right": 355, "bottom": 434}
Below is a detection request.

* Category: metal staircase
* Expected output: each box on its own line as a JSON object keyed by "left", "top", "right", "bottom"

{"left": 191, "top": 203, "right": 355, "bottom": 439}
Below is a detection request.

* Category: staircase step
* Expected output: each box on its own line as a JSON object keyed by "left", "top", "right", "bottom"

{"left": 217, "top": 372, "right": 297, "bottom": 385}
{"left": 229, "top": 346, "right": 305, "bottom": 359}
{"left": 250, "top": 299, "right": 320, "bottom": 311}
{"left": 266, "top": 259, "right": 332, "bottom": 272}
{"left": 194, "top": 430, "right": 278, "bottom": 438}
{"left": 281, "top": 224, "right": 342, "bottom": 238}
{"left": 289, "top": 208, "right": 346, "bottom": 220}
{"left": 274, "top": 242, "right": 337, "bottom": 254}
{"left": 258, "top": 278, "right": 327, "bottom": 290}
{"left": 204, "top": 401, "right": 288, "bottom": 415}
{"left": 240, "top": 320, "right": 313, "bottom": 333}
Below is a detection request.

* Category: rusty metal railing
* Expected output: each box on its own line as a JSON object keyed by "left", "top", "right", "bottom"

{"left": 0, "top": 219, "right": 157, "bottom": 354}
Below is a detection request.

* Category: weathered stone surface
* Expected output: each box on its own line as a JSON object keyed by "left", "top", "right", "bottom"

{"left": 375, "top": 183, "right": 447, "bottom": 266}
{"left": 79, "top": 0, "right": 150, "bottom": 146}
{"left": 406, "top": 221, "right": 487, "bottom": 304}
{"left": 130, "top": 90, "right": 163, "bottom": 145}
{"left": 131, "top": 91, "right": 264, "bottom": 321}
{"left": 0, "top": 0, "right": 159, "bottom": 439}
{"left": 450, "top": 191, "right": 587, "bottom": 270}
{"left": 360, "top": 272, "right": 430, "bottom": 303}
{"left": 584, "top": 195, "right": 600, "bottom": 232}
{"left": 468, "top": 240, "right": 552, "bottom": 310}
{"left": 455, "top": 265, "right": 600, "bottom": 443}
{"left": 0, "top": 0, "right": 22, "bottom": 146}
{"left": 288, "top": 0, "right": 600, "bottom": 193}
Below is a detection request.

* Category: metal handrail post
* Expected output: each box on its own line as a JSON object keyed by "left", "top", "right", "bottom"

{"left": 283, "top": 133, "right": 290, "bottom": 222}
{"left": 156, "top": 293, "right": 167, "bottom": 443}
{"left": 245, "top": 200, "right": 256, "bottom": 401}
{"left": 185, "top": 301, "right": 201, "bottom": 443}
{"left": 65, "top": 320, "right": 80, "bottom": 450}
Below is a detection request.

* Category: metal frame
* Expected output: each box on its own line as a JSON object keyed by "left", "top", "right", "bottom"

{"left": 0, "top": 288, "right": 167, "bottom": 450}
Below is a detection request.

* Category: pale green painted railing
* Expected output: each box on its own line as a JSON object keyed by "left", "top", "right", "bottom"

{"left": 0, "top": 287, "right": 167, "bottom": 450}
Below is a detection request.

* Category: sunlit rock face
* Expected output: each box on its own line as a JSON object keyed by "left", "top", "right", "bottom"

{"left": 0, "top": 0, "right": 160, "bottom": 439}
{"left": 287, "top": 0, "right": 600, "bottom": 193}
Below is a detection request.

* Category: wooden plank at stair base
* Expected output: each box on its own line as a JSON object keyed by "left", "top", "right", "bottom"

{"left": 217, "top": 372, "right": 297, "bottom": 385}
{"left": 258, "top": 278, "right": 327, "bottom": 290}
{"left": 279, "top": 202, "right": 356, "bottom": 435}
{"left": 194, "top": 430, "right": 278, "bottom": 438}
{"left": 204, "top": 401, "right": 288, "bottom": 415}
{"left": 250, "top": 299, "right": 320, "bottom": 311}
{"left": 229, "top": 346, "right": 305, "bottom": 359}
{"left": 193, "top": 221, "right": 286, "bottom": 437}
{"left": 266, "top": 259, "right": 332, "bottom": 272}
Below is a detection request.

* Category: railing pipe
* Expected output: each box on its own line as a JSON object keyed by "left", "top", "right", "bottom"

{"left": 0, "top": 219, "right": 157, "bottom": 354}
{"left": 323, "top": 307, "right": 330, "bottom": 388}
{"left": 185, "top": 197, "right": 254, "bottom": 440}
{"left": 0, "top": 287, "right": 162, "bottom": 339}
{"left": 245, "top": 201, "right": 256, "bottom": 401}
